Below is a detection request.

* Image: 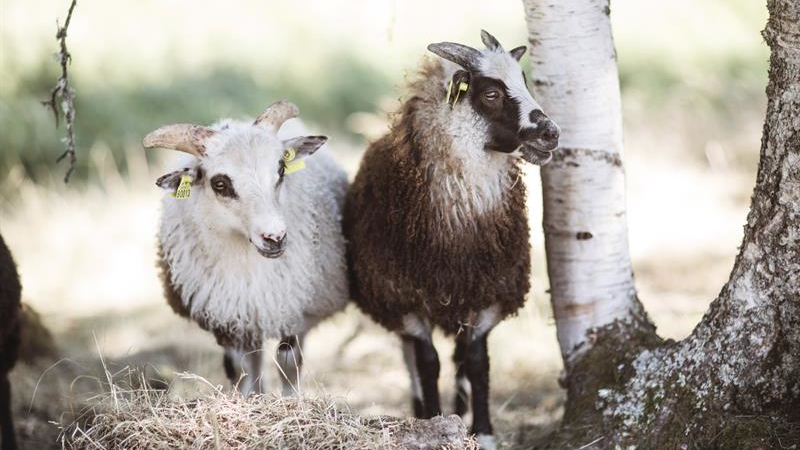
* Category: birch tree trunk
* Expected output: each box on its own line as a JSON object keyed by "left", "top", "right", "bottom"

{"left": 523, "top": 0, "right": 650, "bottom": 363}
{"left": 522, "top": 0, "right": 800, "bottom": 448}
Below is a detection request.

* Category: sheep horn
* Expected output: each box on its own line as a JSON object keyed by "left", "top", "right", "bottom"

{"left": 427, "top": 42, "right": 482, "bottom": 72}
{"left": 254, "top": 100, "right": 300, "bottom": 133}
{"left": 480, "top": 30, "right": 502, "bottom": 51}
{"left": 143, "top": 124, "right": 216, "bottom": 158}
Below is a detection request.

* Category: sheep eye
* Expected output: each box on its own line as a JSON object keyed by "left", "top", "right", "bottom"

{"left": 210, "top": 174, "right": 237, "bottom": 199}
{"left": 484, "top": 90, "right": 500, "bottom": 101}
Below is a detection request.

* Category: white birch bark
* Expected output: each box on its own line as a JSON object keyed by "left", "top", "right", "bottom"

{"left": 518, "top": 1, "right": 799, "bottom": 446}
{"left": 521, "top": 0, "right": 639, "bottom": 359}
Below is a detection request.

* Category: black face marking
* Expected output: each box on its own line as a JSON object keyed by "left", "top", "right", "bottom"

{"left": 524, "top": 109, "right": 560, "bottom": 144}
{"left": 210, "top": 174, "right": 238, "bottom": 199}
{"left": 467, "top": 75, "right": 522, "bottom": 153}
{"left": 276, "top": 160, "right": 287, "bottom": 187}
{"left": 156, "top": 166, "right": 203, "bottom": 190}
{"left": 529, "top": 109, "right": 547, "bottom": 123}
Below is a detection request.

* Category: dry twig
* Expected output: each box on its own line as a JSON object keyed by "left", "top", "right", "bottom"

{"left": 42, "top": 0, "right": 79, "bottom": 183}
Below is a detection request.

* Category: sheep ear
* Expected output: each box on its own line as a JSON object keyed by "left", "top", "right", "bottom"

{"left": 156, "top": 166, "right": 202, "bottom": 191}
{"left": 427, "top": 42, "right": 482, "bottom": 72}
{"left": 509, "top": 45, "right": 527, "bottom": 61}
{"left": 143, "top": 124, "right": 215, "bottom": 158}
{"left": 282, "top": 135, "right": 328, "bottom": 158}
{"left": 447, "top": 70, "right": 472, "bottom": 106}
{"left": 480, "top": 29, "right": 502, "bottom": 51}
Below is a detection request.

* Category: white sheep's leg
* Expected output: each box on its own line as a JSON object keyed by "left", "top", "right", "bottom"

{"left": 401, "top": 314, "right": 439, "bottom": 418}
{"left": 276, "top": 334, "right": 305, "bottom": 396}
{"left": 223, "top": 347, "right": 264, "bottom": 396}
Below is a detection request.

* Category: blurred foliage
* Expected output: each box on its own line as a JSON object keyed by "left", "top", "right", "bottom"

{"left": 0, "top": 0, "right": 769, "bottom": 188}
{"left": 1, "top": 53, "right": 391, "bottom": 183}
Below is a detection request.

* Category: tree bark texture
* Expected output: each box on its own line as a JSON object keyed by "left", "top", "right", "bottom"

{"left": 523, "top": 0, "right": 800, "bottom": 448}
{"left": 523, "top": 0, "right": 647, "bottom": 362}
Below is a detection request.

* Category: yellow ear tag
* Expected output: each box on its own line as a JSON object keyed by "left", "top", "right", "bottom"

{"left": 446, "top": 80, "right": 469, "bottom": 104}
{"left": 283, "top": 148, "right": 305, "bottom": 175}
{"left": 173, "top": 174, "right": 193, "bottom": 199}
{"left": 453, "top": 81, "right": 469, "bottom": 104}
{"left": 283, "top": 148, "right": 306, "bottom": 175}
{"left": 446, "top": 79, "right": 454, "bottom": 104}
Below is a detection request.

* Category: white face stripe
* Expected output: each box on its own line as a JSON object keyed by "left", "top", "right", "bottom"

{"left": 478, "top": 49, "right": 543, "bottom": 131}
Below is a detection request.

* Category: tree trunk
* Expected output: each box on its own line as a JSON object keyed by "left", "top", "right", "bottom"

{"left": 522, "top": 0, "right": 800, "bottom": 448}
{"left": 522, "top": 0, "right": 649, "bottom": 362}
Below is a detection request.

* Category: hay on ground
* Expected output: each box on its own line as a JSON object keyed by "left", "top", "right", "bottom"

{"left": 61, "top": 372, "right": 476, "bottom": 450}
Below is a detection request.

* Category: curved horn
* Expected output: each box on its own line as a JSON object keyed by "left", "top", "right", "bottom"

{"left": 254, "top": 100, "right": 299, "bottom": 133}
{"left": 427, "top": 42, "right": 482, "bottom": 72}
{"left": 143, "top": 124, "right": 216, "bottom": 158}
{"left": 480, "top": 29, "right": 502, "bottom": 51}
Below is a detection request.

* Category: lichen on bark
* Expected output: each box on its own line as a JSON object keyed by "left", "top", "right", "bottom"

{"left": 526, "top": 0, "right": 800, "bottom": 448}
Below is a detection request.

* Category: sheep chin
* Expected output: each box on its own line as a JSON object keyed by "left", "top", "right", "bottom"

{"left": 520, "top": 145, "right": 554, "bottom": 166}
{"left": 254, "top": 245, "right": 285, "bottom": 259}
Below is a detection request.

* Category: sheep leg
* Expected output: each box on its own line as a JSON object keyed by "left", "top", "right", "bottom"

{"left": 401, "top": 337, "right": 425, "bottom": 417}
{"left": 223, "top": 347, "right": 264, "bottom": 396}
{"left": 401, "top": 334, "right": 441, "bottom": 419}
{"left": 0, "top": 374, "right": 16, "bottom": 450}
{"left": 465, "top": 333, "right": 494, "bottom": 450}
{"left": 276, "top": 334, "right": 304, "bottom": 396}
{"left": 453, "top": 332, "right": 471, "bottom": 419}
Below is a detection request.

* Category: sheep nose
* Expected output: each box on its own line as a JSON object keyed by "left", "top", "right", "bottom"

{"left": 541, "top": 122, "right": 559, "bottom": 143}
{"left": 261, "top": 231, "right": 286, "bottom": 245}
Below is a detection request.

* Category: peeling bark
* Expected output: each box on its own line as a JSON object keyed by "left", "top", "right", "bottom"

{"left": 523, "top": 0, "right": 800, "bottom": 448}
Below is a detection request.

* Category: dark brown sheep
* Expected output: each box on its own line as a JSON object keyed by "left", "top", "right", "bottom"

{"left": 343, "top": 31, "right": 559, "bottom": 450}
{"left": 0, "top": 234, "right": 21, "bottom": 450}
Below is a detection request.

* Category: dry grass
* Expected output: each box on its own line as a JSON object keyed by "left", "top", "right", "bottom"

{"left": 60, "top": 369, "right": 475, "bottom": 450}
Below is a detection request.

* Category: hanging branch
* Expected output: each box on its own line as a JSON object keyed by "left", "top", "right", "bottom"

{"left": 42, "top": 0, "right": 78, "bottom": 183}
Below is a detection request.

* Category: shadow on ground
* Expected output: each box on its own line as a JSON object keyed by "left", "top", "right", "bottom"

{"left": 10, "top": 303, "right": 565, "bottom": 450}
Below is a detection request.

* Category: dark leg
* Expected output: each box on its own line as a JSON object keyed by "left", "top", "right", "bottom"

{"left": 277, "top": 334, "right": 304, "bottom": 396}
{"left": 453, "top": 332, "right": 470, "bottom": 418}
{"left": 401, "top": 335, "right": 441, "bottom": 418}
{"left": 223, "top": 352, "right": 236, "bottom": 382}
{"left": 414, "top": 336, "right": 441, "bottom": 418}
{"left": 400, "top": 337, "right": 425, "bottom": 417}
{"left": 466, "top": 333, "right": 494, "bottom": 449}
{"left": 0, "top": 375, "right": 17, "bottom": 450}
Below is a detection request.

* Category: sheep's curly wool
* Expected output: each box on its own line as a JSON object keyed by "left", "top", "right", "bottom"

{"left": 158, "top": 120, "right": 349, "bottom": 350}
{"left": 344, "top": 58, "right": 531, "bottom": 335}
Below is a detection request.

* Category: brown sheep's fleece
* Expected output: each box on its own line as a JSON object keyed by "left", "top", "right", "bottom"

{"left": 343, "top": 59, "right": 531, "bottom": 335}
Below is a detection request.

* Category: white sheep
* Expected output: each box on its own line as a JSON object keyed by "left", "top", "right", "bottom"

{"left": 145, "top": 101, "right": 349, "bottom": 395}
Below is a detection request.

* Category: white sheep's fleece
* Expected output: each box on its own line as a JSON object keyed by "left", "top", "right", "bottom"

{"left": 158, "top": 118, "right": 349, "bottom": 348}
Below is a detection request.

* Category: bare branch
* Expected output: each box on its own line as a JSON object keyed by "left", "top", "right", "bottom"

{"left": 42, "top": 0, "right": 78, "bottom": 183}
